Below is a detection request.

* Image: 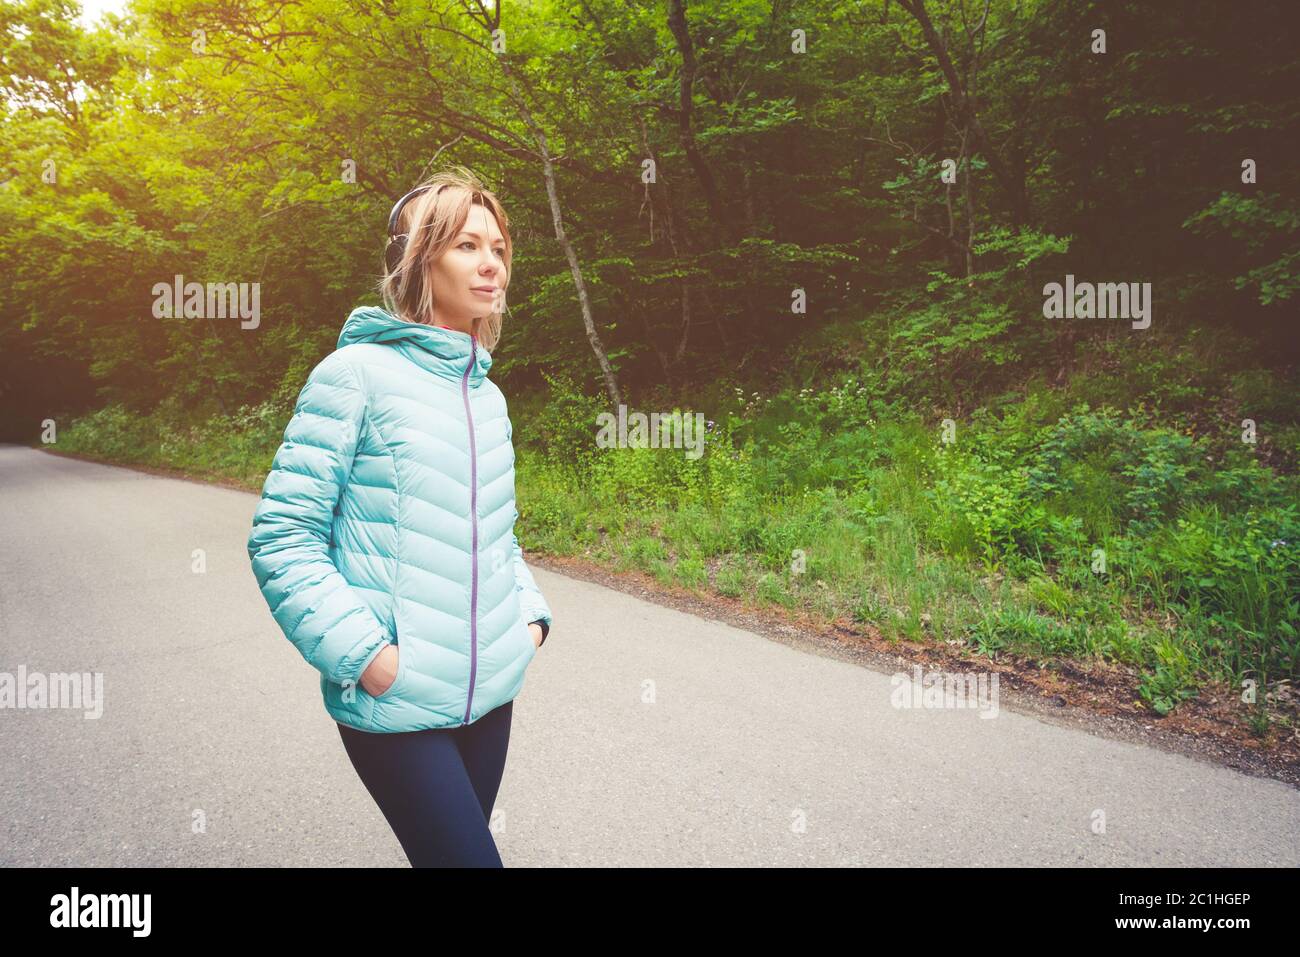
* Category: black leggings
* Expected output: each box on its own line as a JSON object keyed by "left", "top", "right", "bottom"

{"left": 336, "top": 700, "right": 513, "bottom": 867}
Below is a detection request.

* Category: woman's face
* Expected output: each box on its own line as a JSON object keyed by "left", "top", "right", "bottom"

{"left": 428, "top": 202, "right": 507, "bottom": 330}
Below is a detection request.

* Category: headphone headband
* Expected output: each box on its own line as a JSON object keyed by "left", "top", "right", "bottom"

{"left": 387, "top": 184, "right": 435, "bottom": 238}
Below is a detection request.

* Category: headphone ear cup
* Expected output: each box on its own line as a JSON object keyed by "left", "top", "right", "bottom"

{"left": 385, "top": 236, "right": 405, "bottom": 275}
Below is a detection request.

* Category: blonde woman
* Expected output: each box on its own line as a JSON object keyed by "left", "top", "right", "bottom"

{"left": 247, "top": 166, "right": 552, "bottom": 867}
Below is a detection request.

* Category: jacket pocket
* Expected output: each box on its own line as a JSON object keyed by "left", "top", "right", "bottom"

{"left": 368, "top": 642, "right": 408, "bottom": 702}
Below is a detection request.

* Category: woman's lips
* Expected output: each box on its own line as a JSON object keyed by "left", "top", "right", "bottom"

{"left": 472, "top": 288, "right": 497, "bottom": 297}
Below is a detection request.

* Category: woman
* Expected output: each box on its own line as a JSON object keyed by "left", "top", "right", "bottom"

{"left": 246, "top": 166, "right": 553, "bottom": 867}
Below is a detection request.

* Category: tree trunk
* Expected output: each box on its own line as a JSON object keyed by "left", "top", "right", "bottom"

{"left": 665, "top": 0, "right": 734, "bottom": 245}
{"left": 899, "top": 0, "right": 1028, "bottom": 225}
{"left": 473, "top": 3, "right": 622, "bottom": 407}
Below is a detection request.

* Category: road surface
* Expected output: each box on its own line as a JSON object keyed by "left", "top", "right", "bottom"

{"left": 1, "top": 444, "right": 1296, "bottom": 866}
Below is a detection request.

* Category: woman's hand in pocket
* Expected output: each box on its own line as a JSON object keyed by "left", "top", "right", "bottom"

{"left": 527, "top": 622, "right": 544, "bottom": 649}
{"left": 360, "top": 644, "right": 400, "bottom": 697}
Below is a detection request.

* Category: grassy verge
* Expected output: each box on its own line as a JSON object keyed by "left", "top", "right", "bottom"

{"left": 517, "top": 371, "right": 1298, "bottom": 739}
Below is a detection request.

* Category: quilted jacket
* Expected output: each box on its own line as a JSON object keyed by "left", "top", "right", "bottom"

{"left": 246, "top": 306, "right": 553, "bottom": 733}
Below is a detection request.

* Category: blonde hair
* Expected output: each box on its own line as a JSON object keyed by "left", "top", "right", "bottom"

{"left": 377, "top": 165, "right": 513, "bottom": 353}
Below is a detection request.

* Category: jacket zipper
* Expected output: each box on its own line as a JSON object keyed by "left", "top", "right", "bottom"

{"left": 461, "top": 337, "right": 478, "bottom": 725}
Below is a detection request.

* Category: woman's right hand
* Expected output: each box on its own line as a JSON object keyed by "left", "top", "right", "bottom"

{"left": 359, "top": 644, "right": 400, "bottom": 697}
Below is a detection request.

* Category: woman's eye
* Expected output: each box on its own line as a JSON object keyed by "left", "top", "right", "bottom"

{"left": 461, "top": 241, "right": 505, "bottom": 258}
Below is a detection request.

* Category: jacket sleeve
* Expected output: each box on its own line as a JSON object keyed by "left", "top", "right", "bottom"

{"left": 246, "top": 354, "right": 392, "bottom": 687}
{"left": 511, "top": 506, "right": 552, "bottom": 641}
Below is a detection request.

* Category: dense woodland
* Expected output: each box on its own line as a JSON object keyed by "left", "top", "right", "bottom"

{"left": 2, "top": 0, "right": 1296, "bottom": 724}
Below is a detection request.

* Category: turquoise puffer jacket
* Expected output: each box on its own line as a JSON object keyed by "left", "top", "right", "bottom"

{"left": 247, "top": 306, "right": 552, "bottom": 733}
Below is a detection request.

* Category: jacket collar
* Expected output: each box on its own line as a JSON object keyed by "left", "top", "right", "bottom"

{"left": 337, "top": 306, "right": 492, "bottom": 386}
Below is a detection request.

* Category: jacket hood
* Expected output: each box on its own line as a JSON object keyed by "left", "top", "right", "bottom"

{"left": 338, "top": 306, "right": 492, "bottom": 386}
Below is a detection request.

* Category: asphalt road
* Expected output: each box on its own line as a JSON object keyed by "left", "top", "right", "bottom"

{"left": 1, "top": 444, "right": 1297, "bottom": 866}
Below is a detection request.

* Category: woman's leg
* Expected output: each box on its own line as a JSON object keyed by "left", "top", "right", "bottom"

{"left": 454, "top": 700, "right": 513, "bottom": 823}
{"left": 336, "top": 722, "right": 502, "bottom": 867}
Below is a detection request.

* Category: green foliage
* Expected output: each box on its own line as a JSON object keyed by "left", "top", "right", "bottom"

{"left": 1183, "top": 193, "right": 1300, "bottom": 305}
{"left": 970, "top": 225, "right": 1073, "bottom": 270}
{"left": 54, "top": 404, "right": 160, "bottom": 460}
{"left": 1026, "top": 406, "right": 1201, "bottom": 534}
{"left": 1121, "top": 504, "right": 1300, "bottom": 684}
{"left": 530, "top": 372, "right": 608, "bottom": 469}
{"left": 927, "top": 446, "right": 1040, "bottom": 568}
{"left": 870, "top": 227, "right": 1074, "bottom": 405}
{"left": 1137, "top": 636, "right": 1201, "bottom": 716}
{"left": 965, "top": 605, "right": 1132, "bottom": 663}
